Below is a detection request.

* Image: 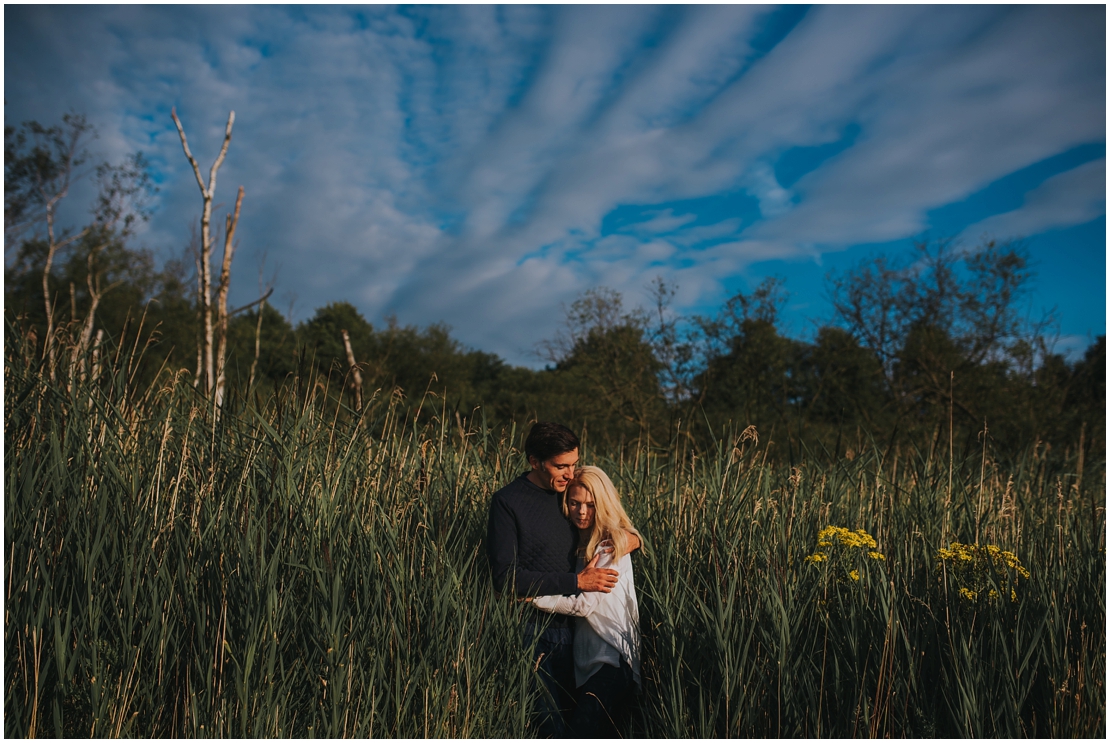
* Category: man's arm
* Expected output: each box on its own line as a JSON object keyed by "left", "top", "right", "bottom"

{"left": 532, "top": 552, "right": 614, "bottom": 615}
{"left": 487, "top": 494, "right": 587, "bottom": 596}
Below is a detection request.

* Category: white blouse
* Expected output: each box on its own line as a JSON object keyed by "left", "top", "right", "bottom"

{"left": 532, "top": 548, "right": 641, "bottom": 689}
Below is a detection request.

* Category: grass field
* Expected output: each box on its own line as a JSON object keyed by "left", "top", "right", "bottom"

{"left": 5, "top": 334, "right": 1105, "bottom": 737}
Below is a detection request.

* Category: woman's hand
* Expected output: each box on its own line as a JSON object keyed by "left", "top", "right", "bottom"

{"left": 598, "top": 532, "right": 641, "bottom": 554}
{"left": 624, "top": 530, "right": 642, "bottom": 553}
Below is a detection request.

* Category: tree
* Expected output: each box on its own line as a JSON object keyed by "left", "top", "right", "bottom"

{"left": 297, "top": 302, "right": 374, "bottom": 372}
{"left": 645, "top": 277, "right": 697, "bottom": 406}
{"left": 170, "top": 108, "right": 246, "bottom": 406}
{"left": 541, "top": 288, "right": 668, "bottom": 445}
{"left": 828, "top": 238, "right": 1049, "bottom": 435}
{"left": 1066, "top": 336, "right": 1105, "bottom": 459}
{"left": 700, "top": 320, "right": 796, "bottom": 423}
{"left": 5, "top": 115, "right": 155, "bottom": 381}
{"left": 222, "top": 302, "right": 295, "bottom": 396}
{"left": 801, "top": 326, "right": 889, "bottom": 433}
{"left": 691, "top": 277, "right": 790, "bottom": 407}
{"left": 5, "top": 114, "right": 94, "bottom": 378}
{"left": 829, "top": 238, "right": 1035, "bottom": 382}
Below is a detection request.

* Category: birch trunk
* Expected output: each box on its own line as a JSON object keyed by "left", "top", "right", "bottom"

{"left": 74, "top": 244, "right": 110, "bottom": 381}
{"left": 91, "top": 328, "right": 104, "bottom": 382}
{"left": 213, "top": 186, "right": 244, "bottom": 408}
{"left": 248, "top": 298, "right": 265, "bottom": 391}
{"left": 171, "top": 108, "right": 234, "bottom": 397}
{"left": 42, "top": 204, "right": 61, "bottom": 380}
{"left": 194, "top": 245, "right": 204, "bottom": 388}
{"left": 341, "top": 329, "right": 364, "bottom": 411}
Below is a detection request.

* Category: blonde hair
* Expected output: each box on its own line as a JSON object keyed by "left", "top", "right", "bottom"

{"left": 563, "top": 466, "right": 641, "bottom": 561}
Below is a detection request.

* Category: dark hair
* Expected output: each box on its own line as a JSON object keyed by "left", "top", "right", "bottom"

{"left": 524, "top": 422, "right": 580, "bottom": 463}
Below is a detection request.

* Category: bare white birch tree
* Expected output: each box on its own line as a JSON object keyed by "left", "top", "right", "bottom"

{"left": 171, "top": 108, "right": 234, "bottom": 396}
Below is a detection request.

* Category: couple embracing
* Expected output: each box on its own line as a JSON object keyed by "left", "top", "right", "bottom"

{"left": 487, "top": 422, "right": 642, "bottom": 738}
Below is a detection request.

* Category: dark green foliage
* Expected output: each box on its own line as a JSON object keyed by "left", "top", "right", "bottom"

{"left": 803, "top": 326, "right": 888, "bottom": 431}
{"left": 5, "top": 113, "right": 94, "bottom": 243}
{"left": 696, "top": 316, "right": 805, "bottom": 434}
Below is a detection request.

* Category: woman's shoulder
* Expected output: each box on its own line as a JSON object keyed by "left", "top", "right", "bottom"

{"left": 615, "top": 551, "right": 636, "bottom": 573}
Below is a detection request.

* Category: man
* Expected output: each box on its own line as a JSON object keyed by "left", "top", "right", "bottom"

{"left": 487, "top": 422, "right": 633, "bottom": 737}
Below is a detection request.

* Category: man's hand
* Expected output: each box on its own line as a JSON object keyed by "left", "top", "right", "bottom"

{"left": 577, "top": 552, "right": 618, "bottom": 592}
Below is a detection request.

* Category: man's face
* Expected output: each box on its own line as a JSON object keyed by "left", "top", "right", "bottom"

{"left": 528, "top": 448, "right": 579, "bottom": 493}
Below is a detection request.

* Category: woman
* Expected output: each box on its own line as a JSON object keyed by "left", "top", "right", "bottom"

{"left": 532, "top": 466, "right": 642, "bottom": 738}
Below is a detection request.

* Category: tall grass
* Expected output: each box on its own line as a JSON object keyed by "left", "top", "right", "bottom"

{"left": 5, "top": 328, "right": 1104, "bottom": 737}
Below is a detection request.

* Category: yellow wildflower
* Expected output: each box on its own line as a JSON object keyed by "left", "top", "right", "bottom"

{"left": 808, "top": 525, "right": 881, "bottom": 586}
{"left": 938, "top": 542, "right": 1031, "bottom": 605}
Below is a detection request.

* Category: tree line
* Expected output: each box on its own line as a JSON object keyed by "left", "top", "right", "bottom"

{"left": 5, "top": 112, "right": 1103, "bottom": 463}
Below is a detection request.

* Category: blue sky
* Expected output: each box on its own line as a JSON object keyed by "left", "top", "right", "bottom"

{"left": 5, "top": 5, "right": 1105, "bottom": 365}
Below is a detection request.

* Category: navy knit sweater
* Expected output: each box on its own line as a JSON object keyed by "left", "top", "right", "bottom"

{"left": 487, "top": 473, "right": 580, "bottom": 603}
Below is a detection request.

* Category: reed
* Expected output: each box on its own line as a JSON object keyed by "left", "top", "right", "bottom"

{"left": 5, "top": 328, "right": 1104, "bottom": 737}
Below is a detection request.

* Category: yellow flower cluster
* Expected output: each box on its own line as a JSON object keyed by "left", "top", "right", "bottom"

{"left": 816, "top": 526, "right": 878, "bottom": 550}
{"left": 937, "top": 541, "right": 1030, "bottom": 603}
{"left": 806, "top": 526, "right": 885, "bottom": 565}
{"left": 938, "top": 543, "right": 1030, "bottom": 578}
{"left": 959, "top": 588, "right": 1019, "bottom": 602}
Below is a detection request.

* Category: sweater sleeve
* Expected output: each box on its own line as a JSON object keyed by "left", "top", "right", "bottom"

{"left": 531, "top": 590, "right": 601, "bottom": 617}
{"left": 487, "top": 493, "right": 578, "bottom": 597}
{"left": 530, "top": 550, "right": 615, "bottom": 615}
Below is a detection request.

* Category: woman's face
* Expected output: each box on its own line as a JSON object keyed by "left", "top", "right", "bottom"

{"left": 566, "top": 484, "right": 596, "bottom": 530}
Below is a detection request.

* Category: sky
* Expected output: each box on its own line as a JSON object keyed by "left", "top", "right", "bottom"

{"left": 5, "top": 4, "right": 1105, "bottom": 366}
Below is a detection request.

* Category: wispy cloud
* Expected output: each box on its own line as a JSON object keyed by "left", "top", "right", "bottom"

{"left": 959, "top": 159, "right": 1106, "bottom": 243}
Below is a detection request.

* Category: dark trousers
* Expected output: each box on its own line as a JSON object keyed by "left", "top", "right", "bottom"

{"left": 570, "top": 658, "right": 635, "bottom": 738}
{"left": 528, "top": 625, "right": 576, "bottom": 738}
